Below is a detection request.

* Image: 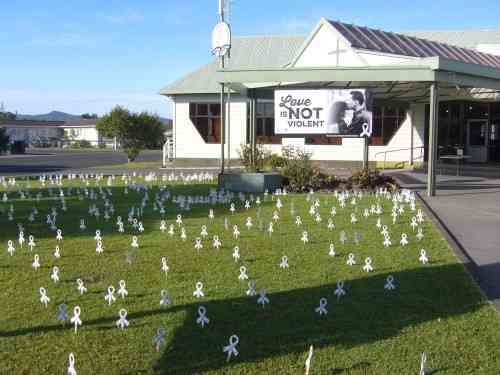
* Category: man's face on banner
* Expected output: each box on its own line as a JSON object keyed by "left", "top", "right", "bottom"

{"left": 350, "top": 94, "right": 365, "bottom": 112}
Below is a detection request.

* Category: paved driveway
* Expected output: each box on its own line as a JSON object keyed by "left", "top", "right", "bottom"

{"left": 392, "top": 171, "right": 500, "bottom": 309}
{"left": 0, "top": 150, "right": 162, "bottom": 175}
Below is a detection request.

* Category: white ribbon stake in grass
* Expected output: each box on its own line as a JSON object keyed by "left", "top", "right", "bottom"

{"left": 384, "top": 275, "right": 396, "bottom": 290}
{"left": 67, "top": 352, "right": 77, "bottom": 375}
{"left": 118, "top": 280, "right": 128, "bottom": 299}
{"left": 116, "top": 308, "right": 130, "bottom": 330}
{"left": 193, "top": 282, "right": 204, "bottom": 298}
{"left": 315, "top": 298, "right": 328, "bottom": 315}
{"left": 39, "top": 287, "right": 50, "bottom": 307}
{"left": 70, "top": 306, "right": 82, "bottom": 334}
{"left": 222, "top": 335, "right": 239, "bottom": 362}
{"left": 104, "top": 286, "right": 116, "bottom": 305}
{"left": 196, "top": 306, "right": 210, "bottom": 327}
{"left": 305, "top": 345, "right": 314, "bottom": 375}
{"left": 419, "top": 249, "right": 429, "bottom": 264}
{"left": 334, "top": 280, "right": 346, "bottom": 299}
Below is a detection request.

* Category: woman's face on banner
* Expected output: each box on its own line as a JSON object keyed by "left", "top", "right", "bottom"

{"left": 344, "top": 109, "right": 354, "bottom": 126}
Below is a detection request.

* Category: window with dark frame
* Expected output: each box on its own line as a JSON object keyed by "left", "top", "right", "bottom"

{"left": 370, "top": 105, "right": 408, "bottom": 146}
{"left": 189, "top": 103, "right": 221, "bottom": 144}
{"left": 246, "top": 101, "right": 281, "bottom": 145}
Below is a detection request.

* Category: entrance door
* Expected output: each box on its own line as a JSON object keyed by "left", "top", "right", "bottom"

{"left": 467, "top": 119, "right": 488, "bottom": 162}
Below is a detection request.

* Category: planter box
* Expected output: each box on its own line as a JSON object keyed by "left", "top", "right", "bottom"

{"left": 218, "top": 172, "right": 284, "bottom": 193}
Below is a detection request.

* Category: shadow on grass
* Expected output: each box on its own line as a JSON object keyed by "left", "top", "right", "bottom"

{"left": 153, "top": 263, "right": 485, "bottom": 374}
{"left": 0, "top": 263, "right": 485, "bottom": 373}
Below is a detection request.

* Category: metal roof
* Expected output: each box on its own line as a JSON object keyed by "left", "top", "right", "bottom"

{"left": 161, "top": 22, "right": 500, "bottom": 96}
{"left": 329, "top": 20, "right": 500, "bottom": 69}
{"left": 403, "top": 29, "right": 500, "bottom": 50}
{"left": 160, "top": 35, "right": 305, "bottom": 95}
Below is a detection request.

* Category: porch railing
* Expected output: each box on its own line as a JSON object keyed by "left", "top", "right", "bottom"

{"left": 374, "top": 146, "right": 425, "bottom": 170}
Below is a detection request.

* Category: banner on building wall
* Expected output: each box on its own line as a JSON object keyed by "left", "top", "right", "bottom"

{"left": 274, "top": 89, "right": 372, "bottom": 137}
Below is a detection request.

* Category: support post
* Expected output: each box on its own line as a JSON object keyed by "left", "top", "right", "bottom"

{"left": 227, "top": 85, "right": 231, "bottom": 169}
{"left": 427, "top": 82, "right": 439, "bottom": 197}
{"left": 249, "top": 91, "right": 257, "bottom": 170}
{"left": 409, "top": 109, "right": 414, "bottom": 166}
{"left": 362, "top": 137, "right": 369, "bottom": 169}
{"left": 220, "top": 82, "right": 225, "bottom": 174}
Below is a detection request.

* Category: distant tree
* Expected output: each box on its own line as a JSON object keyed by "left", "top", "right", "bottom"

{"left": 0, "top": 111, "right": 16, "bottom": 121}
{"left": 96, "top": 106, "right": 164, "bottom": 162}
{"left": 81, "top": 113, "right": 98, "bottom": 119}
{"left": 0, "top": 127, "right": 10, "bottom": 154}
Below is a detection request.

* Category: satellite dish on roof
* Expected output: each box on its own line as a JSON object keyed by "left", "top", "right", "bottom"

{"left": 212, "top": 21, "right": 231, "bottom": 57}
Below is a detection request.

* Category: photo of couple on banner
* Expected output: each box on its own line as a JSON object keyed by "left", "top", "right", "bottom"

{"left": 326, "top": 89, "right": 373, "bottom": 137}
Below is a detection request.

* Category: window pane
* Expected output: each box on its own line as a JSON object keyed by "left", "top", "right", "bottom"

{"left": 209, "top": 104, "right": 220, "bottom": 117}
{"left": 265, "top": 118, "right": 275, "bottom": 136}
{"left": 465, "top": 103, "right": 488, "bottom": 119}
{"left": 197, "top": 104, "right": 208, "bottom": 116}
{"left": 492, "top": 103, "right": 500, "bottom": 118}
{"left": 256, "top": 103, "right": 265, "bottom": 116}
{"left": 382, "top": 117, "right": 398, "bottom": 143}
{"left": 256, "top": 118, "right": 264, "bottom": 136}
{"left": 209, "top": 118, "right": 220, "bottom": 143}
{"left": 372, "top": 116, "right": 382, "bottom": 137}
{"left": 439, "top": 103, "right": 450, "bottom": 119}
{"left": 451, "top": 102, "right": 461, "bottom": 120}
{"left": 469, "top": 121, "right": 486, "bottom": 146}
{"left": 384, "top": 106, "right": 397, "bottom": 117}
{"left": 194, "top": 117, "right": 208, "bottom": 137}
{"left": 189, "top": 103, "right": 196, "bottom": 117}
{"left": 264, "top": 103, "right": 274, "bottom": 117}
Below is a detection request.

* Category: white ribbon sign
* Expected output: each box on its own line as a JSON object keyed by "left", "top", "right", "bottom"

{"left": 116, "top": 308, "right": 130, "bottom": 329}
{"left": 315, "top": 297, "right": 328, "bottom": 315}
{"left": 118, "top": 280, "right": 128, "bottom": 298}
{"left": 419, "top": 249, "right": 429, "bottom": 264}
{"left": 257, "top": 290, "right": 270, "bottom": 307}
{"left": 160, "top": 290, "right": 172, "bottom": 306}
{"left": 334, "top": 280, "right": 346, "bottom": 299}
{"left": 363, "top": 257, "right": 373, "bottom": 272}
{"left": 39, "top": 287, "right": 50, "bottom": 307}
{"left": 104, "top": 286, "right": 116, "bottom": 305}
{"left": 67, "top": 352, "right": 77, "bottom": 375}
{"left": 196, "top": 306, "right": 210, "bottom": 327}
{"left": 279, "top": 256, "right": 289, "bottom": 269}
{"left": 70, "top": 306, "right": 82, "bottom": 334}
{"left": 384, "top": 275, "right": 396, "bottom": 290}
{"left": 193, "top": 282, "right": 205, "bottom": 298}
{"left": 222, "top": 335, "right": 239, "bottom": 362}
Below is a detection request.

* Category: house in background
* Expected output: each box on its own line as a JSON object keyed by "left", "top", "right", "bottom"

{"left": 0, "top": 120, "right": 65, "bottom": 147}
{"left": 0, "top": 117, "right": 113, "bottom": 148}
{"left": 62, "top": 118, "right": 106, "bottom": 146}
{"left": 160, "top": 19, "right": 500, "bottom": 166}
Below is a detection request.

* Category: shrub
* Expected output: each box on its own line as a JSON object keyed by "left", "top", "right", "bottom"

{"left": 266, "top": 153, "right": 285, "bottom": 170}
{"left": 10, "top": 141, "right": 26, "bottom": 154}
{"left": 280, "top": 146, "right": 315, "bottom": 191}
{"left": 238, "top": 143, "right": 270, "bottom": 172}
{"left": 349, "top": 168, "right": 398, "bottom": 190}
{"left": 0, "top": 128, "right": 9, "bottom": 154}
{"left": 73, "top": 140, "right": 93, "bottom": 148}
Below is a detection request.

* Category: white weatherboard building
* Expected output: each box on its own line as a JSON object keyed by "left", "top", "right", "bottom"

{"left": 160, "top": 19, "right": 500, "bottom": 177}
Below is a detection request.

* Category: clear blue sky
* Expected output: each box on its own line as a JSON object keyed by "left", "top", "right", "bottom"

{"left": 1, "top": 0, "right": 499, "bottom": 118}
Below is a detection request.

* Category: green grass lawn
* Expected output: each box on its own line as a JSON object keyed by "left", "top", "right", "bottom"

{"left": 0, "top": 177, "right": 499, "bottom": 374}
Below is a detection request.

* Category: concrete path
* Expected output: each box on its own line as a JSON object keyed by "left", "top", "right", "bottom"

{"left": 391, "top": 171, "right": 500, "bottom": 309}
